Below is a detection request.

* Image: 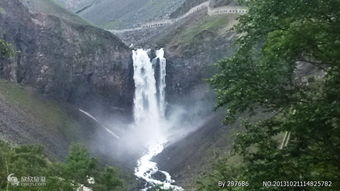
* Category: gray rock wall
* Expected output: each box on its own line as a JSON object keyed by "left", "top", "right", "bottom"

{"left": 0, "top": 0, "right": 134, "bottom": 114}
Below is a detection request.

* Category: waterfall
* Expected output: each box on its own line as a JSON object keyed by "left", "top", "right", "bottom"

{"left": 132, "top": 49, "right": 159, "bottom": 124}
{"left": 156, "top": 49, "right": 167, "bottom": 118}
{"left": 132, "top": 49, "right": 183, "bottom": 191}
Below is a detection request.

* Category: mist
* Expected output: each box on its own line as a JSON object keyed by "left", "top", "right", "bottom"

{"left": 76, "top": 48, "right": 215, "bottom": 190}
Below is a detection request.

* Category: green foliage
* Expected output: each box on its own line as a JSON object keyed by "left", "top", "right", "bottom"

{"left": 0, "top": 142, "right": 122, "bottom": 191}
{"left": 93, "top": 167, "right": 122, "bottom": 191}
{"left": 178, "top": 15, "right": 235, "bottom": 44}
{"left": 0, "top": 39, "right": 14, "bottom": 58}
{"left": 62, "top": 145, "right": 97, "bottom": 184}
{"left": 24, "top": 0, "right": 89, "bottom": 25}
{"left": 201, "top": 0, "right": 340, "bottom": 190}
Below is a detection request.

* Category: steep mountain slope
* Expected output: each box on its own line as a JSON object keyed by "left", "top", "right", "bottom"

{"left": 0, "top": 80, "right": 104, "bottom": 159}
{"left": 53, "top": 0, "right": 95, "bottom": 12}
{"left": 155, "top": 113, "right": 230, "bottom": 189}
{"left": 52, "top": 0, "right": 239, "bottom": 30}
{"left": 0, "top": 79, "right": 138, "bottom": 189}
{"left": 0, "top": 0, "right": 134, "bottom": 115}
{"left": 21, "top": 0, "right": 89, "bottom": 25}
{"left": 148, "top": 10, "right": 239, "bottom": 105}
{"left": 170, "top": 0, "right": 207, "bottom": 18}
{"left": 0, "top": 3, "right": 139, "bottom": 188}
{"left": 54, "top": 0, "right": 186, "bottom": 29}
{"left": 0, "top": 0, "right": 140, "bottom": 171}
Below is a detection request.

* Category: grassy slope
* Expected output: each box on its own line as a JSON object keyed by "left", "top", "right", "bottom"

{"left": 78, "top": 0, "right": 184, "bottom": 29}
{"left": 150, "top": 13, "right": 238, "bottom": 50}
{"left": 0, "top": 80, "right": 138, "bottom": 190}
{"left": 178, "top": 15, "right": 235, "bottom": 43}
{"left": 0, "top": 80, "right": 81, "bottom": 141}
{"left": 0, "top": 81, "right": 138, "bottom": 190}
{"left": 20, "top": 0, "right": 90, "bottom": 25}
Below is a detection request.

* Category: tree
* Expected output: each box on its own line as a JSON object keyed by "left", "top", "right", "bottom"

{"left": 92, "top": 167, "right": 122, "bottom": 191}
{"left": 57, "top": 144, "right": 123, "bottom": 191}
{"left": 0, "top": 39, "right": 14, "bottom": 58}
{"left": 199, "top": 0, "right": 340, "bottom": 190}
{"left": 0, "top": 142, "right": 123, "bottom": 191}
{"left": 62, "top": 144, "right": 97, "bottom": 185}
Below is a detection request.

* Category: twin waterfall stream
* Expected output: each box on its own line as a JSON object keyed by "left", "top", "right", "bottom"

{"left": 132, "top": 49, "right": 183, "bottom": 191}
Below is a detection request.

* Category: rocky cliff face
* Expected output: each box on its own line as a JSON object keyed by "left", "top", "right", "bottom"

{"left": 0, "top": 0, "right": 134, "bottom": 115}
{"left": 148, "top": 11, "right": 238, "bottom": 105}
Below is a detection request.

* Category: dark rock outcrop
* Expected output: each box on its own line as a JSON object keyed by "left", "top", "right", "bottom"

{"left": 0, "top": 0, "right": 134, "bottom": 115}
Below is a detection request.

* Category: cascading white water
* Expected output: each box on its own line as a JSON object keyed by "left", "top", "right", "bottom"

{"left": 156, "top": 49, "right": 167, "bottom": 118}
{"left": 132, "top": 49, "right": 183, "bottom": 191}
{"left": 132, "top": 49, "right": 159, "bottom": 125}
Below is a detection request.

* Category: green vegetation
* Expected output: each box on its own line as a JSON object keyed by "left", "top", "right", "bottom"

{"left": 199, "top": 0, "right": 340, "bottom": 190}
{"left": 0, "top": 142, "right": 122, "bottom": 191}
{"left": 178, "top": 15, "right": 234, "bottom": 43}
{"left": 0, "top": 39, "right": 14, "bottom": 58}
{"left": 0, "top": 80, "right": 81, "bottom": 141}
{"left": 103, "top": 19, "right": 123, "bottom": 29}
{"left": 0, "top": 7, "right": 6, "bottom": 15}
{"left": 22, "top": 0, "right": 90, "bottom": 25}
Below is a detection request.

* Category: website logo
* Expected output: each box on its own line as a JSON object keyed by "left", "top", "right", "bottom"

{"left": 7, "top": 173, "right": 20, "bottom": 186}
{"left": 7, "top": 173, "right": 46, "bottom": 187}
